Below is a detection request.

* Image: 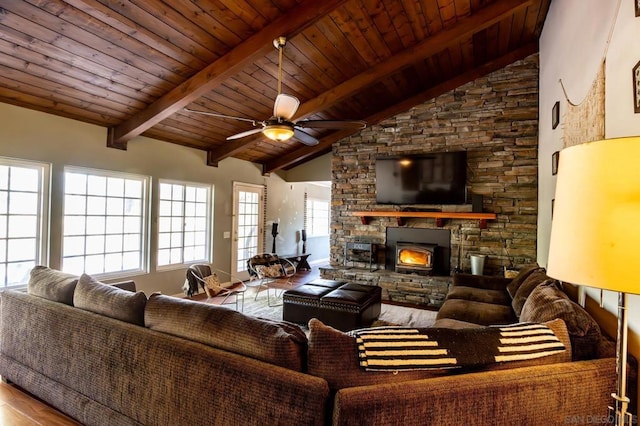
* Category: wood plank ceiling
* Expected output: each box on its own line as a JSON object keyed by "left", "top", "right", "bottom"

{"left": 0, "top": 0, "right": 551, "bottom": 174}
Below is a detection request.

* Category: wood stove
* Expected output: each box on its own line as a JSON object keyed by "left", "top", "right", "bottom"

{"left": 385, "top": 227, "right": 450, "bottom": 276}
{"left": 395, "top": 242, "right": 437, "bottom": 274}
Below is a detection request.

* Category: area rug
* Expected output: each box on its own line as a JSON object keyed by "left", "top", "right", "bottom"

{"left": 191, "top": 287, "right": 437, "bottom": 328}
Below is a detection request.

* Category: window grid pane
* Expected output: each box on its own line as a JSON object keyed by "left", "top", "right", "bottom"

{"left": 0, "top": 160, "right": 47, "bottom": 288}
{"left": 306, "top": 198, "right": 330, "bottom": 237}
{"left": 62, "top": 169, "right": 147, "bottom": 276}
{"left": 236, "top": 190, "right": 259, "bottom": 272}
{"left": 157, "top": 181, "right": 210, "bottom": 267}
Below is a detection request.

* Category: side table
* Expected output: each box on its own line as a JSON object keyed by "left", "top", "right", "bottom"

{"left": 280, "top": 253, "right": 312, "bottom": 271}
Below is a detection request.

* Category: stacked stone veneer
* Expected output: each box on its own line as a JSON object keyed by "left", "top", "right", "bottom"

{"left": 323, "top": 54, "right": 539, "bottom": 306}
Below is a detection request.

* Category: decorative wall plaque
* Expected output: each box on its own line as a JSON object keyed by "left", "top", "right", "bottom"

{"left": 552, "top": 101, "right": 560, "bottom": 128}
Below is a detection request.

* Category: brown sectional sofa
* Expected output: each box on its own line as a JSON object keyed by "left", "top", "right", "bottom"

{"left": 0, "top": 266, "right": 619, "bottom": 425}
{"left": 435, "top": 265, "right": 611, "bottom": 361}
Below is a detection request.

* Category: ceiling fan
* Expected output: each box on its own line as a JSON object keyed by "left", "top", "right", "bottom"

{"left": 185, "top": 36, "right": 366, "bottom": 146}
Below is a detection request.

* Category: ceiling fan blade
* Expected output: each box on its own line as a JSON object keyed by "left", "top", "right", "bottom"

{"left": 273, "top": 94, "right": 300, "bottom": 120}
{"left": 293, "top": 128, "right": 319, "bottom": 146}
{"left": 295, "top": 120, "right": 366, "bottom": 130}
{"left": 227, "top": 127, "right": 264, "bottom": 140}
{"left": 184, "top": 108, "right": 258, "bottom": 125}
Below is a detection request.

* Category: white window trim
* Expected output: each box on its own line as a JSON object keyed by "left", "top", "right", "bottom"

{"left": 0, "top": 156, "right": 50, "bottom": 289}
{"left": 156, "top": 178, "right": 213, "bottom": 271}
{"left": 62, "top": 166, "right": 150, "bottom": 280}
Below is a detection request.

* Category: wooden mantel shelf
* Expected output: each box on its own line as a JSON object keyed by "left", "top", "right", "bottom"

{"left": 352, "top": 211, "right": 497, "bottom": 229}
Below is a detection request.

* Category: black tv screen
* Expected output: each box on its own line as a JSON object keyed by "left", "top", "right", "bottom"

{"left": 375, "top": 152, "right": 467, "bottom": 205}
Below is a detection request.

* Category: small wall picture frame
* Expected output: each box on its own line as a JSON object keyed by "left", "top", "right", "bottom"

{"left": 636, "top": 0, "right": 640, "bottom": 17}
{"left": 551, "top": 151, "right": 560, "bottom": 175}
{"left": 552, "top": 101, "right": 560, "bottom": 129}
{"left": 634, "top": 60, "right": 640, "bottom": 113}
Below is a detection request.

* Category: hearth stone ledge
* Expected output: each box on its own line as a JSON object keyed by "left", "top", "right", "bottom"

{"left": 320, "top": 266, "right": 451, "bottom": 308}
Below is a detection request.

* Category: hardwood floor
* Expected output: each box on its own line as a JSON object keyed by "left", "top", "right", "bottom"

{"left": 0, "top": 382, "right": 80, "bottom": 425}
{"left": 0, "top": 262, "right": 325, "bottom": 425}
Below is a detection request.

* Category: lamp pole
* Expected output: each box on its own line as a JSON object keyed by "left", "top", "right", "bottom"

{"left": 612, "top": 292, "right": 633, "bottom": 425}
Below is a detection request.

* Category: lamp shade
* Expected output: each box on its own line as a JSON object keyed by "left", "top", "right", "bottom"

{"left": 547, "top": 137, "right": 640, "bottom": 293}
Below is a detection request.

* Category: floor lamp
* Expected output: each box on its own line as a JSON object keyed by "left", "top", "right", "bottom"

{"left": 547, "top": 137, "right": 640, "bottom": 425}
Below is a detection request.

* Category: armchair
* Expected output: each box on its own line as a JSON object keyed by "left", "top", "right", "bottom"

{"left": 247, "top": 253, "right": 296, "bottom": 306}
{"left": 185, "top": 264, "right": 246, "bottom": 311}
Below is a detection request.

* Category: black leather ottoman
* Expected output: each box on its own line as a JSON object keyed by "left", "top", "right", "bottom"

{"left": 283, "top": 280, "right": 382, "bottom": 331}
{"left": 282, "top": 279, "right": 345, "bottom": 325}
{"left": 318, "top": 283, "right": 382, "bottom": 331}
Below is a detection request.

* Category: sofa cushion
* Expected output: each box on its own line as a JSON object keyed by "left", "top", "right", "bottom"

{"left": 451, "top": 274, "right": 512, "bottom": 291}
{"left": 73, "top": 274, "right": 147, "bottom": 326}
{"left": 27, "top": 265, "right": 79, "bottom": 305}
{"left": 144, "top": 294, "right": 308, "bottom": 372}
{"left": 506, "top": 265, "right": 544, "bottom": 299}
{"left": 435, "top": 298, "right": 517, "bottom": 326}
{"left": 445, "top": 286, "right": 511, "bottom": 306}
{"left": 511, "top": 269, "right": 551, "bottom": 317}
{"left": 520, "top": 280, "right": 602, "bottom": 360}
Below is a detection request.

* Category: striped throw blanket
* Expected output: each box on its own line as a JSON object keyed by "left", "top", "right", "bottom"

{"left": 351, "top": 323, "right": 565, "bottom": 371}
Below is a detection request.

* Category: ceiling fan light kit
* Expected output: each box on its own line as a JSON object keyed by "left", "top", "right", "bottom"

{"left": 263, "top": 124, "right": 295, "bottom": 141}
{"left": 186, "top": 36, "right": 366, "bottom": 147}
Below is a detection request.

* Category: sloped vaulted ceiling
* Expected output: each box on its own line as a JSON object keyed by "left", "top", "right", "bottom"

{"left": 0, "top": 0, "right": 550, "bottom": 173}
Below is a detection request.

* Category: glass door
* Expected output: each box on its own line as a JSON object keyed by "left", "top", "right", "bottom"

{"left": 231, "top": 182, "right": 264, "bottom": 280}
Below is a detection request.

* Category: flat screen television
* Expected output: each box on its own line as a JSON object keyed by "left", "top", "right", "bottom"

{"left": 375, "top": 152, "right": 467, "bottom": 205}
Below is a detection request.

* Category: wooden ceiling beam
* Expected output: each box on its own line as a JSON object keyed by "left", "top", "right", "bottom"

{"left": 106, "top": 0, "right": 349, "bottom": 150}
{"left": 263, "top": 42, "right": 539, "bottom": 174}
{"left": 207, "top": 0, "right": 534, "bottom": 165}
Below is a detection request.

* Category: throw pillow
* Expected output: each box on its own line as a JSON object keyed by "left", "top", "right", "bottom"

{"left": 27, "top": 265, "right": 79, "bottom": 306}
{"left": 511, "top": 270, "right": 552, "bottom": 317}
{"left": 255, "top": 263, "right": 284, "bottom": 278}
{"left": 73, "top": 274, "right": 147, "bottom": 326}
{"left": 506, "top": 264, "right": 544, "bottom": 299}
{"left": 520, "top": 280, "right": 602, "bottom": 360}
{"left": 203, "top": 273, "right": 224, "bottom": 297}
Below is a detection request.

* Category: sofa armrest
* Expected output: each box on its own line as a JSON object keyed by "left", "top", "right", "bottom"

{"left": 452, "top": 273, "right": 512, "bottom": 291}
{"left": 332, "top": 358, "right": 615, "bottom": 426}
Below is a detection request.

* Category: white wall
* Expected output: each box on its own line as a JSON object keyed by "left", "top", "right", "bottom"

{"left": 0, "top": 103, "right": 330, "bottom": 295}
{"left": 286, "top": 153, "right": 331, "bottom": 182}
{"left": 606, "top": 0, "right": 640, "bottom": 137}
{"left": 537, "top": 0, "right": 620, "bottom": 265}
{"left": 538, "top": 0, "right": 640, "bottom": 334}
{"left": 286, "top": 153, "right": 333, "bottom": 265}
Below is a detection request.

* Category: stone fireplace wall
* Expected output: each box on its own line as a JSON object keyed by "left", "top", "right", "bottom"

{"left": 329, "top": 54, "right": 539, "bottom": 289}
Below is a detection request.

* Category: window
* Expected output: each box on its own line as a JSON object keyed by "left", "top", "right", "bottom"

{"left": 305, "top": 197, "right": 330, "bottom": 237}
{"left": 62, "top": 168, "right": 148, "bottom": 277}
{"left": 157, "top": 181, "right": 211, "bottom": 268}
{"left": 0, "top": 158, "right": 49, "bottom": 288}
